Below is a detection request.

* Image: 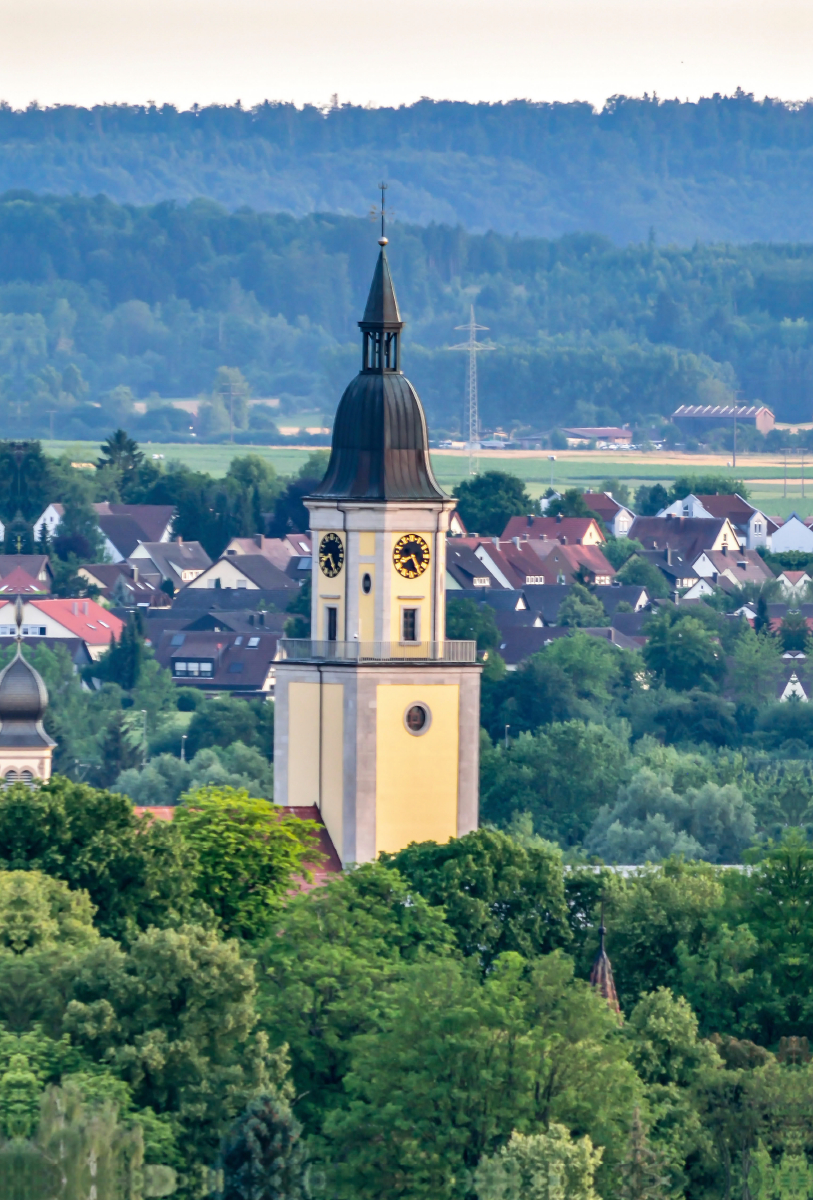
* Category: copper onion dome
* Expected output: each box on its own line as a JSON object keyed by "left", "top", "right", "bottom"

{"left": 311, "top": 244, "right": 447, "bottom": 503}
{"left": 0, "top": 597, "right": 54, "bottom": 750}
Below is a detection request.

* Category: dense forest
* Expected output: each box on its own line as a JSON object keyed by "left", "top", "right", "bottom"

{"left": 0, "top": 94, "right": 812, "bottom": 243}
{"left": 0, "top": 191, "right": 812, "bottom": 440}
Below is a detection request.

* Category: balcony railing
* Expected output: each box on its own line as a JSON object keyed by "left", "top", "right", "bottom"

{"left": 277, "top": 639, "right": 477, "bottom": 663}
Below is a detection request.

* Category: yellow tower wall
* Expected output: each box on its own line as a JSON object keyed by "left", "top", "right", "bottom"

{"left": 374, "top": 682, "right": 460, "bottom": 855}
{"left": 287, "top": 681, "right": 321, "bottom": 804}
{"left": 319, "top": 682, "right": 344, "bottom": 852}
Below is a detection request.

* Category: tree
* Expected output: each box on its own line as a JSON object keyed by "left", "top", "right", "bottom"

{"left": 0, "top": 440, "right": 53, "bottom": 524}
{"left": 728, "top": 627, "right": 783, "bottom": 707}
{"left": 0, "top": 778, "right": 197, "bottom": 940}
{"left": 446, "top": 597, "right": 501, "bottom": 652}
{"left": 284, "top": 578, "right": 311, "bottom": 638}
{"left": 545, "top": 488, "right": 595, "bottom": 519}
{"left": 475, "top": 1126, "right": 603, "bottom": 1200}
{"left": 634, "top": 485, "right": 669, "bottom": 516}
{"left": 557, "top": 583, "right": 607, "bottom": 627}
{"left": 600, "top": 478, "right": 631, "bottom": 506}
{"left": 322, "top": 953, "right": 640, "bottom": 1200}
{"left": 381, "top": 828, "right": 571, "bottom": 967}
{"left": 52, "top": 475, "right": 106, "bottom": 561}
{"left": 603, "top": 535, "right": 645, "bottom": 570}
{"left": 453, "top": 471, "right": 534, "bottom": 537}
{"left": 642, "top": 611, "right": 726, "bottom": 692}
{"left": 585, "top": 769, "right": 756, "bottom": 864}
{"left": 778, "top": 610, "right": 812, "bottom": 653}
{"left": 173, "top": 786, "right": 321, "bottom": 939}
{"left": 479, "top": 721, "right": 631, "bottom": 845}
{"left": 219, "top": 1093, "right": 308, "bottom": 1200}
{"left": 254, "top": 862, "right": 456, "bottom": 1133}
{"left": 616, "top": 555, "right": 669, "bottom": 598}
{"left": 185, "top": 694, "right": 272, "bottom": 758}
{"left": 98, "top": 429, "right": 144, "bottom": 475}
{"left": 92, "top": 614, "right": 145, "bottom": 690}
{"left": 669, "top": 475, "right": 749, "bottom": 501}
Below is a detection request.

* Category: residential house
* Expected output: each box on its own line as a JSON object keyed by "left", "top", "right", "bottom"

{"left": 0, "top": 567, "right": 48, "bottom": 595}
{"left": 658, "top": 493, "right": 775, "bottom": 549}
{"left": 777, "top": 571, "right": 812, "bottom": 601}
{"left": 528, "top": 539, "right": 615, "bottom": 586}
{"left": 628, "top": 515, "right": 741, "bottom": 560}
{"left": 455, "top": 536, "right": 615, "bottom": 588}
{"left": 770, "top": 513, "right": 813, "bottom": 554}
{"left": 593, "top": 585, "right": 651, "bottom": 615}
{"left": 77, "top": 563, "right": 160, "bottom": 606}
{"left": 692, "top": 547, "right": 776, "bottom": 590}
{"left": 635, "top": 546, "right": 701, "bottom": 591}
{"left": 446, "top": 544, "right": 508, "bottom": 590}
{"left": 129, "top": 540, "right": 212, "bottom": 591}
{"left": 184, "top": 554, "right": 297, "bottom": 593}
{"left": 0, "top": 636, "right": 93, "bottom": 669}
{"left": 169, "top": 586, "right": 298, "bottom": 616}
{"left": 495, "top": 623, "right": 640, "bottom": 668}
{"left": 35, "top": 503, "right": 175, "bottom": 561}
{"left": 0, "top": 556, "right": 53, "bottom": 591}
{"left": 0, "top": 598, "right": 124, "bottom": 660}
{"left": 153, "top": 629, "right": 279, "bottom": 696}
{"left": 582, "top": 491, "right": 636, "bottom": 537}
{"left": 502, "top": 514, "right": 606, "bottom": 546}
{"left": 224, "top": 533, "right": 312, "bottom": 566}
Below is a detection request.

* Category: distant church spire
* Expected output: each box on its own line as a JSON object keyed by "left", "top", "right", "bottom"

{"left": 590, "top": 903, "right": 621, "bottom": 1016}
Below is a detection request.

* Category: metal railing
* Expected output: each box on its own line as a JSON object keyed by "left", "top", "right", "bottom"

{"left": 277, "top": 639, "right": 477, "bottom": 663}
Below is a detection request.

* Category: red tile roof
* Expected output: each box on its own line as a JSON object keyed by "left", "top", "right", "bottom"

{"left": 132, "top": 803, "right": 343, "bottom": 888}
{"left": 502, "top": 515, "right": 605, "bottom": 544}
{"left": 28, "top": 599, "right": 124, "bottom": 644}
{"left": 0, "top": 567, "right": 47, "bottom": 594}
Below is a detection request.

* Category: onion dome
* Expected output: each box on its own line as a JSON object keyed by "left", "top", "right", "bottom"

{"left": 311, "top": 245, "right": 447, "bottom": 503}
{"left": 0, "top": 597, "right": 54, "bottom": 751}
{"left": 590, "top": 911, "right": 621, "bottom": 1017}
{"left": 0, "top": 651, "right": 48, "bottom": 721}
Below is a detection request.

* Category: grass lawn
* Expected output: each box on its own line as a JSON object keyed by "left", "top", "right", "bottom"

{"left": 41, "top": 441, "right": 813, "bottom": 518}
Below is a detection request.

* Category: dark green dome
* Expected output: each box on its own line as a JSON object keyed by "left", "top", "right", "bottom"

{"left": 311, "top": 246, "right": 447, "bottom": 504}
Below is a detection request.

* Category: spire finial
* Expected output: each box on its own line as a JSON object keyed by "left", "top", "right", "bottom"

{"left": 378, "top": 181, "right": 388, "bottom": 245}
{"left": 590, "top": 896, "right": 621, "bottom": 1017}
{"left": 14, "top": 595, "right": 23, "bottom": 644}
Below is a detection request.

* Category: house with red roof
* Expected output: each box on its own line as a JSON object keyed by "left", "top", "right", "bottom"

{"left": 501, "top": 514, "right": 605, "bottom": 546}
{"left": 0, "top": 566, "right": 47, "bottom": 595}
{"left": 0, "top": 598, "right": 124, "bottom": 660}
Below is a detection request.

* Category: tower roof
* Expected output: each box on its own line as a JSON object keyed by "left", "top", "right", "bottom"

{"left": 311, "top": 243, "right": 447, "bottom": 504}
{"left": 360, "top": 248, "right": 402, "bottom": 328}
{"left": 0, "top": 597, "right": 55, "bottom": 750}
{"left": 590, "top": 915, "right": 621, "bottom": 1016}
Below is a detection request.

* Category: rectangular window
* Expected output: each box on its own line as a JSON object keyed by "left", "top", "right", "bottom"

{"left": 326, "top": 607, "right": 338, "bottom": 642}
{"left": 200, "top": 662, "right": 213, "bottom": 676}
{"left": 236, "top": 578, "right": 247, "bottom": 588}
{"left": 187, "top": 662, "right": 200, "bottom": 676}
{"left": 402, "top": 608, "right": 418, "bottom": 642}
{"left": 174, "top": 662, "right": 188, "bottom": 676}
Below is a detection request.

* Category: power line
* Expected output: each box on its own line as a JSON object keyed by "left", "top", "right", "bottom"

{"left": 448, "top": 306, "right": 495, "bottom": 475}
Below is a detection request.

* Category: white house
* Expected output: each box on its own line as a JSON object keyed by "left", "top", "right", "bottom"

{"left": 770, "top": 513, "right": 813, "bottom": 554}
{"left": 777, "top": 571, "right": 812, "bottom": 602}
{"left": 658, "top": 493, "right": 773, "bottom": 549}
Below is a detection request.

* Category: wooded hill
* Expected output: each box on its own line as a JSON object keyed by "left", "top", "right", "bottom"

{"left": 0, "top": 191, "right": 811, "bottom": 439}
{"left": 0, "top": 94, "right": 812, "bottom": 243}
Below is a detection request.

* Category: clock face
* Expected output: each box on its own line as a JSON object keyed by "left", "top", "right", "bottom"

{"left": 319, "top": 532, "right": 344, "bottom": 578}
{"left": 393, "top": 533, "right": 431, "bottom": 579}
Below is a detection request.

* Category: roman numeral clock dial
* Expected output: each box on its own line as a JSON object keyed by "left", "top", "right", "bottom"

{"left": 393, "top": 534, "right": 430, "bottom": 579}
{"left": 319, "top": 533, "right": 344, "bottom": 577}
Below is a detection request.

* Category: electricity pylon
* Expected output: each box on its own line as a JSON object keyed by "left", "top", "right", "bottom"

{"left": 448, "top": 307, "right": 494, "bottom": 475}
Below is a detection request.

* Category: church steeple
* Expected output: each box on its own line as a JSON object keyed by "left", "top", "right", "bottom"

{"left": 590, "top": 905, "right": 621, "bottom": 1016}
{"left": 359, "top": 187, "right": 403, "bottom": 373}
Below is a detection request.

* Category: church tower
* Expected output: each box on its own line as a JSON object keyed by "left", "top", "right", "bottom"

{"left": 273, "top": 234, "right": 481, "bottom": 865}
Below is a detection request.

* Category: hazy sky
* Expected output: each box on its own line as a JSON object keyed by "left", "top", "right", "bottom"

{"left": 0, "top": 0, "right": 809, "bottom": 111}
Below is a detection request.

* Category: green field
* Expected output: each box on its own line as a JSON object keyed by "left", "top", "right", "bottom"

{"left": 42, "top": 441, "right": 813, "bottom": 519}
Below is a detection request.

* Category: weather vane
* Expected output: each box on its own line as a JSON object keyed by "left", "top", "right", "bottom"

{"left": 369, "top": 181, "right": 391, "bottom": 245}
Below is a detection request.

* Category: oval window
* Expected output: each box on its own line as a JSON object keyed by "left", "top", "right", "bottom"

{"left": 404, "top": 703, "right": 431, "bottom": 735}
{"left": 362, "top": 573, "right": 372, "bottom": 594}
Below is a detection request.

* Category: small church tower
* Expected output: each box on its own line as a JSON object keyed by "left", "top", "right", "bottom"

{"left": 0, "top": 597, "right": 55, "bottom": 783}
{"left": 273, "top": 229, "right": 481, "bottom": 865}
